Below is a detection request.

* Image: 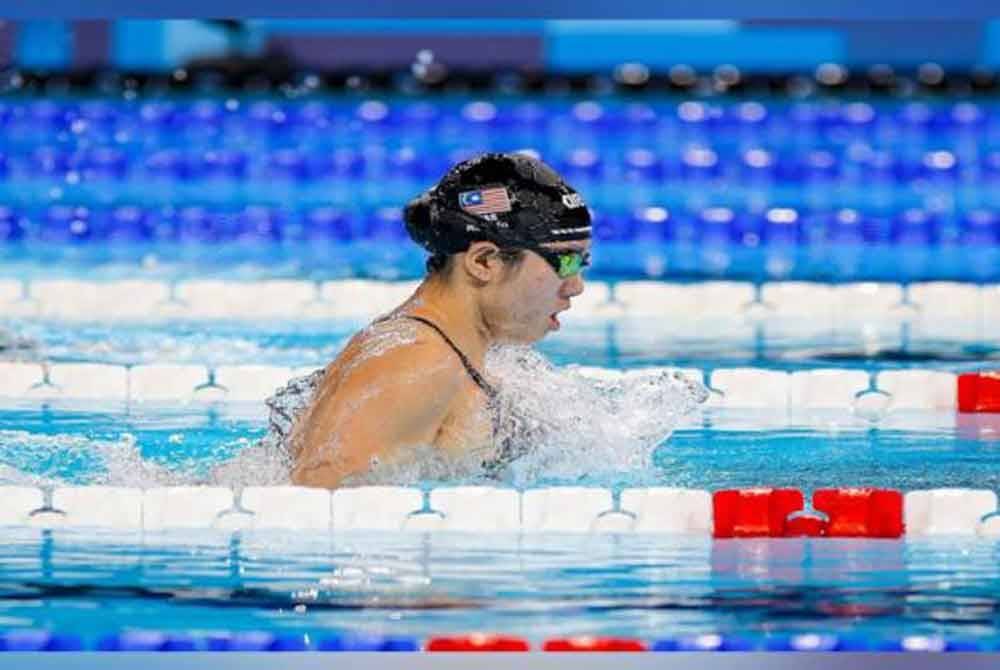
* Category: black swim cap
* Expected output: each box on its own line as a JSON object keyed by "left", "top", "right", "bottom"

{"left": 403, "top": 152, "right": 592, "bottom": 256}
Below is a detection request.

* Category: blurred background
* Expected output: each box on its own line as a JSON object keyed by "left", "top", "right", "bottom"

{"left": 2, "top": 19, "right": 1000, "bottom": 282}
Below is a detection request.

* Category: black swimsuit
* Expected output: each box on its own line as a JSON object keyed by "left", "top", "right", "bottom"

{"left": 401, "top": 315, "right": 498, "bottom": 399}
{"left": 401, "top": 315, "right": 522, "bottom": 476}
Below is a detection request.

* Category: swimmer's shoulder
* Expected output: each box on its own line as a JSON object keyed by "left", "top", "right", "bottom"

{"left": 321, "top": 316, "right": 468, "bottom": 399}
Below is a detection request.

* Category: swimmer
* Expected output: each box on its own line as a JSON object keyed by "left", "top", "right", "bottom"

{"left": 287, "top": 152, "right": 593, "bottom": 488}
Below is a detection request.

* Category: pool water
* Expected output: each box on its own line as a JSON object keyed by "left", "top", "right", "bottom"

{"left": 0, "top": 404, "right": 997, "bottom": 491}
{"left": 3, "top": 91, "right": 1000, "bottom": 647}
{"left": 3, "top": 528, "right": 1000, "bottom": 645}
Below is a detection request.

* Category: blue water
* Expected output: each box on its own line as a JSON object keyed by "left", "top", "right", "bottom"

{"left": 5, "top": 317, "right": 998, "bottom": 371}
{"left": 2, "top": 529, "right": 1000, "bottom": 645}
{"left": 1, "top": 404, "right": 998, "bottom": 491}
{"left": 4, "top": 90, "right": 1000, "bottom": 643}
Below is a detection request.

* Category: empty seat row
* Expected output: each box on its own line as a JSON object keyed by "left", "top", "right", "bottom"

{"left": 3, "top": 205, "right": 999, "bottom": 245}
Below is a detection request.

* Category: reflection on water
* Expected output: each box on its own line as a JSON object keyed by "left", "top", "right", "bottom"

{"left": 1, "top": 529, "right": 999, "bottom": 642}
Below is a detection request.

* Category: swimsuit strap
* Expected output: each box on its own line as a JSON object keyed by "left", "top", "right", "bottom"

{"left": 401, "top": 315, "right": 497, "bottom": 398}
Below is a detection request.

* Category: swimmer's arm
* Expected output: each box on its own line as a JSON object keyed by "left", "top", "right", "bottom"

{"left": 290, "top": 342, "right": 462, "bottom": 489}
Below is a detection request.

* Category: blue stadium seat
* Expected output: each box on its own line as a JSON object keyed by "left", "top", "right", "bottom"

{"left": 29, "top": 146, "right": 74, "bottom": 177}
{"left": 137, "top": 101, "right": 179, "bottom": 132}
{"left": 78, "top": 100, "right": 120, "bottom": 129}
{"left": 941, "top": 102, "right": 987, "bottom": 132}
{"left": 622, "top": 148, "right": 664, "bottom": 181}
{"left": 328, "top": 148, "right": 366, "bottom": 179}
{"left": 80, "top": 147, "right": 129, "bottom": 180}
{"left": 104, "top": 205, "right": 153, "bottom": 242}
{"left": 631, "top": 206, "right": 673, "bottom": 242}
{"left": 726, "top": 101, "right": 770, "bottom": 132}
{"left": 676, "top": 101, "right": 722, "bottom": 134}
{"left": 679, "top": 145, "right": 722, "bottom": 180}
{"left": 591, "top": 210, "right": 635, "bottom": 242}
{"left": 960, "top": 209, "right": 999, "bottom": 245}
{"left": 180, "top": 100, "right": 226, "bottom": 128}
{"left": 299, "top": 207, "right": 356, "bottom": 241}
{"left": 234, "top": 206, "right": 285, "bottom": 242}
{"left": 778, "top": 149, "right": 840, "bottom": 182}
{"left": 559, "top": 147, "right": 604, "bottom": 180}
{"left": 568, "top": 101, "right": 610, "bottom": 131}
{"left": 265, "top": 149, "right": 309, "bottom": 180}
{"left": 622, "top": 103, "right": 659, "bottom": 131}
{"left": 740, "top": 147, "right": 778, "bottom": 181}
{"left": 366, "top": 208, "right": 406, "bottom": 240}
{"left": 41, "top": 205, "right": 93, "bottom": 243}
{"left": 27, "top": 101, "right": 71, "bottom": 129}
{"left": 840, "top": 102, "right": 878, "bottom": 134}
{"left": 697, "top": 206, "right": 736, "bottom": 245}
{"left": 174, "top": 206, "right": 224, "bottom": 242}
{"left": 388, "top": 146, "right": 431, "bottom": 179}
{"left": 355, "top": 100, "right": 392, "bottom": 126}
{"left": 761, "top": 207, "right": 802, "bottom": 245}
{"left": 198, "top": 149, "right": 249, "bottom": 179}
{"left": 891, "top": 209, "right": 938, "bottom": 245}
{"left": 895, "top": 102, "right": 934, "bottom": 131}
{"left": 247, "top": 100, "right": 293, "bottom": 135}
{"left": 460, "top": 100, "right": 500, "bottom": 128}
{"left": 824, "top": 208, "right": 866, "bottom": 245}
{"left": 294, "top": 101, "right": 335, "bottom": 130}
{"left": 145, "top": 149, "right": 195, "bottom": 180}
{"left": 0, "top": 206, "right": 22, "bottom": 242}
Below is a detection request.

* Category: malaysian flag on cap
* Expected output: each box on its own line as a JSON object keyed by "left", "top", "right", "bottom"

{"left": 459, "top": 187, "right": 512, "bottom": 216}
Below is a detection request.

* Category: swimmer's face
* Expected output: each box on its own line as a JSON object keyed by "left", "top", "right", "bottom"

{"left": 485, "top": 239, "right": 590, "bottom": 344}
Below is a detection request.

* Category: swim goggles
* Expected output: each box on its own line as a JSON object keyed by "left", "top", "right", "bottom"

{"left": 524, "top": 245, "right": 591, "bottom": 279}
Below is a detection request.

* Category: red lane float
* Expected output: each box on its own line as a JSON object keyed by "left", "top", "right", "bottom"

{"left": 425, "top": 634, "right": 530, "bottom": 652}
{"left": 542, "top": 637, "right": 647, "bottom": 652}
{"left": 713, "top": 488, "right": 804, "bottom": 538}
{"left": 812, "top": 488, "right": 903, "bottom": 538}
{"left": 958, "top": 372, "right": 1000, "bottom": 413}
{"left": 783, "top": 513, "right": 828, "bottom": 537}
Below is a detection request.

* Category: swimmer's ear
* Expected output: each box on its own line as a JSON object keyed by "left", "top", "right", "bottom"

{"left": 463, "top": 241, "right": 503, "bottom": 282}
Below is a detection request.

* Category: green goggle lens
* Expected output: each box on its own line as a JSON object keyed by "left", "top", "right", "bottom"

{"left": 557, "top": 251, "right": 587, "bottom": 278}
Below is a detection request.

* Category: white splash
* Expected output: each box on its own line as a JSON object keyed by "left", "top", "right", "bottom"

{"left": 244, "top": 345, "right": 707, "bottom": 487}
{"left": 0, "top": 350, "right": 707, "bottom": 489}
{"left": 485, "top": 346, "right": 708, "bottom": 485}
{"left": 0, "top": 430, "right": 180, "bottom": 487}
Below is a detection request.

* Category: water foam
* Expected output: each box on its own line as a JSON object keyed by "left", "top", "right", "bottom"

{"left": 241, "top": 345, "right": 707, "bottom": 488}
{"left": 0, "top": 347, "right": 707, "bottom": 489}
{"left": 486, "top": 346, "right": 708, "bottom": 486}
{"left": 0, "top": 430, "right": 180, "bottom": 487}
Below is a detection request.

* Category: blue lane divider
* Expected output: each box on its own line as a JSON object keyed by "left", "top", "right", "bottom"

{"left": 0, "top": 629, "right": 995, "bottom": 652}
{"left": 318, "top": 635, "right": 420, "bottom": 652}
{"left": 0, "top": 630, "right": 84, "bottom": 651}
{"left": 653, "top": 634, "right": 756, "bottom": 651}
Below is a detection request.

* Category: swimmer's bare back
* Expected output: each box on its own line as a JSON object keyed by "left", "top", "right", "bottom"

{"left": 289, "top": 316, "right": 494, "bottom": 489}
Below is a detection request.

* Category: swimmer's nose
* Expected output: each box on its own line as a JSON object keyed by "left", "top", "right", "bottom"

{"left": 561, "top": 272, "right": 585, "bottom": 299}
